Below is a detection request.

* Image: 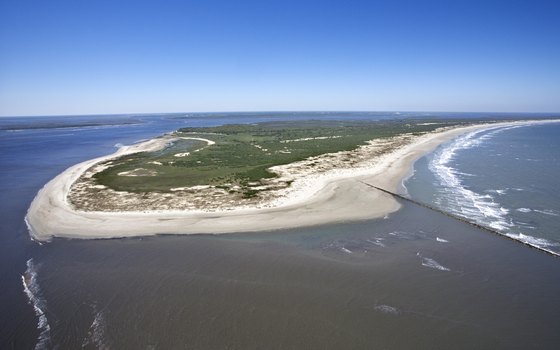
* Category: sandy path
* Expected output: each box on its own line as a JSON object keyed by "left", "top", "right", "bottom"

{"left": 25, "top": 120, "right": 559, "bottom": 241}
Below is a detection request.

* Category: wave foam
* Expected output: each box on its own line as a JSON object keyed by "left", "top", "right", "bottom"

{"left": 374, "top": 304, "right": 400, "bottom": 315}
{"left": 22, "top": 258, "right": 52, "bottom": 350}
{"left": 366, "top": 238, "right": 386, "bottom": 247}
{"left": 426, "top": 122, "right": 560, "bottom": 256}
{"left": 534, "top": 209, "right": 559, "bottom": 217}
{"left": 429, "top": 126, "right": 518, "bottom": 232}
{"left": 417, "top": 252, "right": 450, "bottom": 271}
{"left": 82, "top": 304, "right": 110, "bottom": 349}
{"left": 505, "top": 233, "right": 559, "bottom": 248}
{"left": 487, "top": 189, "right": 507, "bottom": 195}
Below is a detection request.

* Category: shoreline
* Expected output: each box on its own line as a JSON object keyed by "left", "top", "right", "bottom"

{"left": 25, "top": 119, "right": 559, "bottom": 241}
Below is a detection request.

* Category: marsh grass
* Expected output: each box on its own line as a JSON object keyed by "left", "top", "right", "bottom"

{"left": 93, "top": 119, "right": 463, "bottom": 194}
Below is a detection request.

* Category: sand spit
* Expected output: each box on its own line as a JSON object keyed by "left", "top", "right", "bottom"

{"left": 26, "top": 120, "right": 559, "bottom": 241}
{"left": 173, "top": 137, "right": 215, "bottom": 157}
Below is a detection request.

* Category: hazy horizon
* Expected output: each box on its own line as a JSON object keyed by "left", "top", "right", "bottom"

{"left": 3, "top": 109, "right": 560, "bottom": 119}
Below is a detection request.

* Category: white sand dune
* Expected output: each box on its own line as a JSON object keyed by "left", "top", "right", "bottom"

{"left": 25, "top": 120, "right": 559, "bottom": 241}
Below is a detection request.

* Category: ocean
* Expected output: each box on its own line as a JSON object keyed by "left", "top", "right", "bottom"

{"left": 1, "top": 113, "right": 559, "bottom": 349}
{"left": 405, "top": 122, "right": 560, "bottom": 255}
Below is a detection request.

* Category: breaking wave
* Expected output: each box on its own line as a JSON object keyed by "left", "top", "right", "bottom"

{"left": 427, "top": 123, "right": 560, "bottom": 256}
{"left": 429, "top": 126, "right": 519, "bottom": 232}
{"left": 504, "top": 233, "right": 560, "bottom": 256}
{"left": 505, "top": 233, "right": 558, "bottom": 248}
{"left": 22, "top": 258, "right": 52, "bottom": 350}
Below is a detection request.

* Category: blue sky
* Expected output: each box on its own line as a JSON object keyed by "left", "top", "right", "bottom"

{"left": 0, "top": 0, "right": 559, "bottom": 116}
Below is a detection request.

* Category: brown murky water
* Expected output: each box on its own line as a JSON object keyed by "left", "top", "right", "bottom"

{"left": 28, "top": 202, "right": 560, "bottom": 350}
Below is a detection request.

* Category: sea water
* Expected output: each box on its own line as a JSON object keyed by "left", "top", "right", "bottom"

{"left": 406, "top": 122, "right": 560, "bottom": 255}
{"left": 2, "top": 113, "right": 560, "bottom": 349}
{"left": 0, "top": 112, "right": 401, "bottom": 348}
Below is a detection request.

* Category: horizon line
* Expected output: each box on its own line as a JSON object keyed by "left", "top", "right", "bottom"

{"left": 2, "top": 110, "right": 560, "bottom": 119}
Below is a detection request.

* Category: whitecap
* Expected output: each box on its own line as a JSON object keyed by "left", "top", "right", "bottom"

{"left": 436, "top": 237, "right": 449, "bottom": 243}
{"left": 374, "top": 304, "right": 400, "bottom": 315}
{"left": 366, "top": 238, "right": 386, "bottom": 247}
{"left": 454, "top": 171, "right": 476, "bottom": 177}
{"left": 341, "top": 247, "right": 352, "bottom": 254}
{"left": 417, "top": 253, "right": 450, "bottom": 271}
{"left": 421, "top": 257, "right": 451, "bottom": 271}
{"left": 516, "top": 222, "right": 536, "bottom": 229}
{"left": 387, "top": 231, "right": 411, "bottom": 238}
{"left": 534, "top": 209, "right": 559, "bottom": 217}
{"left": 516, "top": 208, "right": 532, "bottom": 213}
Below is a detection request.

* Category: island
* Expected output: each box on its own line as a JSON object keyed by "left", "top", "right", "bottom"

{"left": 25, "top": 118, "right": 557, "bottom": 241}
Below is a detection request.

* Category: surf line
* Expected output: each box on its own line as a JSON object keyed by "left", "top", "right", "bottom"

{"left": 359, "top": 181, "right": 559, "bottom": 259}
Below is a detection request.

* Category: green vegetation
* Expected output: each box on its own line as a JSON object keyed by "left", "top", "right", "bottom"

{"left": 93, "top": 119, "right": 465, "bottom": 194}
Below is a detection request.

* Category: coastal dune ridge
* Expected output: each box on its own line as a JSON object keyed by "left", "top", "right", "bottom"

{"left": 26, "top": 119, "right": 559, "bottom": 241}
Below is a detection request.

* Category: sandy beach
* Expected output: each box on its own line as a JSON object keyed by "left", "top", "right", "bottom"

{"left": 25, "top": 120, "right": 558, "bottom": 241}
